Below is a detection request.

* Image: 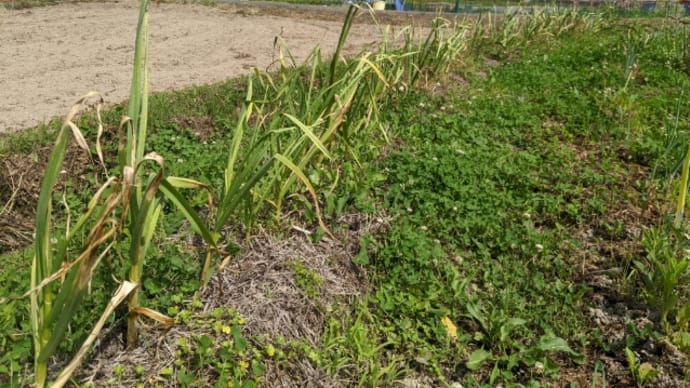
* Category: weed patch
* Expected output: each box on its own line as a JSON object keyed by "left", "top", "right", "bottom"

{"left": 328, "top": 18, "right": 690, "bottom": 386}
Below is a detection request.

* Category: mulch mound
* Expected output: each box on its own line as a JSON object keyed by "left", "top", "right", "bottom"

{"left": 70, "top": 213, "right": 388, "bottom": 387}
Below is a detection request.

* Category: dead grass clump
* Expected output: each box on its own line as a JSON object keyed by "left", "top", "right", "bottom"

{"left": 0, "top": 152, "right": 43, "bottom": 252}
{"left": 169, "top": 115, "right": 217, "bottom": 143}
{"left": 73, "top": 213, "right": 385, "bottom": 386}
{"left": 0, "top": 140, "right": 94, "bottom": 253}
{"left": 202, "top": 217, "right": 374, "bottom": 344}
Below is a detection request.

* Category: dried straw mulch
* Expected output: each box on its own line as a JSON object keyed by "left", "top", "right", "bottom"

{"left": 73, "top": 213, "right": 388, "bottom": 387}
{"left": 0, "top": 140, "right": 94, "bottom": 254}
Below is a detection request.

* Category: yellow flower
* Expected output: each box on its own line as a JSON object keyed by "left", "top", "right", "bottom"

{"left": 441, "top": 316, "right": 457, "bottom": 341}
{"left": 239, "top": 360, "right": 249, "bottom": 369}
{"left": 221, "top": 325, "right": 231, "bottom": 334}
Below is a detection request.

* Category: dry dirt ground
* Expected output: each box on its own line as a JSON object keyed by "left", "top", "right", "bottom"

{"left": 0, "top": 0, "right": 448, "bottom": 134}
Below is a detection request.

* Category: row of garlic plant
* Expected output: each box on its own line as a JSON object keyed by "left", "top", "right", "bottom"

{"left": 28, "top": 3, "right": 602, "bottom": 386}
{"left": 29, "top": 1, "right": 212, "bottom": 385}
{"left": 467, "top": 7, "right": 603, "bottom": 52}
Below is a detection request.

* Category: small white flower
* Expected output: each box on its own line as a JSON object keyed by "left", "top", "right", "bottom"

{"left": 406, "top": 207, "right": 413, "bottom": 213}
{"left": 535, "top": 244, "right": 544, "bottom": 252}
{"left": 420, "top": 226, "right": 428, "bottom": 231}
{"left": 523, "top": 212, "right": 531, "bottom": 219}
{"left": 177, "top": 158, "right": 184, "bottom": 163}
{"left": 534, "top": 361, "right": 544, "bottom": 374}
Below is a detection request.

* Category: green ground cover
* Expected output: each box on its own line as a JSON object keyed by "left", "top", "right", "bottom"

{"left": 346, "top": 20, "right": 690, "bottom": 384}
{"left": 2, "top": 5, "right": 690, "bottom": 387}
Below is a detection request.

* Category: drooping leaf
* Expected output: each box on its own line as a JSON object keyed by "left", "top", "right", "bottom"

{"left": 51, "top": 281, "right": 137, "bottom": 388}
{"left": 499, "top": 317, "right": 526, "bottom": 342}
{"left": 466, "top": 349, "right": 492, "bottom": 371}
{"left": 275, "top": 153, "right": 333, "bottom": 238}
{"left": 160, "top": 178, "right": 216, "bottom": 248}
{"left": 284, "top": 114, "right": 332, "bottom": 160}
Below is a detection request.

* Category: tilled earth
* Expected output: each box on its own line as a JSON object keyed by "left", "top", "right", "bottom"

{"left": 0, "top": 0, "right": 456, "bottom": 134}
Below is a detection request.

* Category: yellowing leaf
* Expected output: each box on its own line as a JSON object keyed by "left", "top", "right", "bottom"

{"left": 441, "top": 316, "right": 457, "bottom": 341}
{"left": 638, "top": 362, "right": 658, "bottom": 382}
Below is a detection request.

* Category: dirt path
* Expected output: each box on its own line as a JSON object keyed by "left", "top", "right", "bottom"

{"left": 0, "top": 1, "right": 432, "bottom": 133}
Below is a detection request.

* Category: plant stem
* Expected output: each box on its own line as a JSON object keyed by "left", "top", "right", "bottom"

{"left": 125, "top": 0, "right": 149, "bottom": 349}
{"left": 674, "top": 144, "right": 690, "bottom": 228}
{"left": 35, "top": 361, "right": 47, "bottom": 388}
{"left": 126, "top": 259, "right": 142, "bottom": 348}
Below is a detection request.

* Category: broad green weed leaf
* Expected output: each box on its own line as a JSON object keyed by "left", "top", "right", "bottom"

{"left": 466, "top": 349, "right": 492, "bottom": 371}
{"left": 672, "top": 331, "right": 690, "bottom": 351}
{"left": 638, "top": 362, "right": 658, "bottom": 383}
{"left": 676, "top": 301, "right": 690, "bottom": 331}
{"left": 537, "top": 335, "right": 574, "bottom": 354}
{"left": 625, "top": 347, "right": 637, "bottom": 369}
{"left": 354, "top": 249, "right": 369, "bottom": 265}
{"left": 499, "top": 317, "right": 526, "bottom": 342}
{"left": 506, "top": 352, "right": 520, "bottom": 370}
{"left": 465, "top": 302, "right": 485, "bottom": 328}
{"left": 489, "top": 362, "right": 500, "bottom": 384}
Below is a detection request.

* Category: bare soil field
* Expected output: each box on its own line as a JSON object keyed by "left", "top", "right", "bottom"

{"left": 0, "top": 0, "right": 449, "bottom": 133}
